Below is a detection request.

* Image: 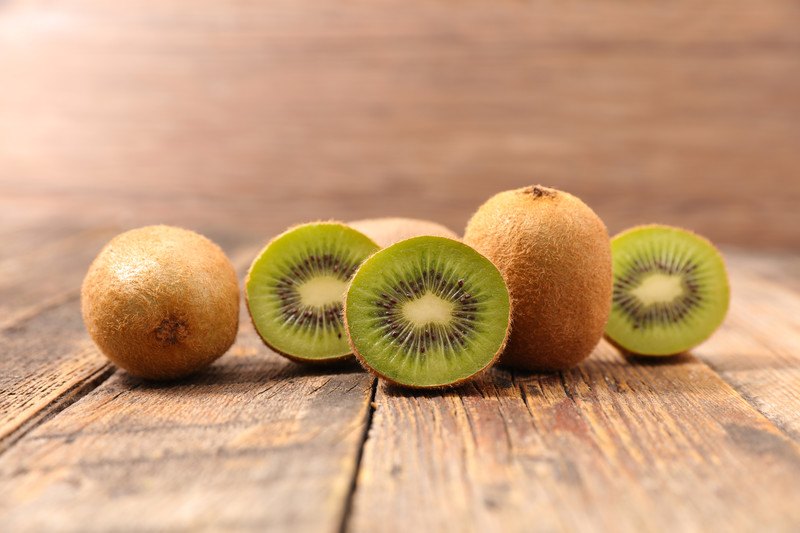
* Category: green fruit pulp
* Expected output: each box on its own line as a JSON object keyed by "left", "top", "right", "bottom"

{"left": 247, "top": 223, "right": 379, "bottom": 360}
{"left": 345, "top": 236, "right": 511, "bottom": 387}
{"left": 606, "top": 225, "right": 730, "bottom": 356}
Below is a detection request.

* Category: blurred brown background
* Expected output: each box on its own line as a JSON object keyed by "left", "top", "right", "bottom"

{"left": 1, "top": 0, "right": 799, "bottom": 250}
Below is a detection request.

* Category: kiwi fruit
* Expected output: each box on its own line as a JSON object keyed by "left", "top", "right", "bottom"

{"left": 349, "top": 217, "right": 459, "bottom": 247}
{"left": 345, "top": 236, "right": 511, "bottom": 388}
{"left": 81, "top": 225, "right": 240, "bottom": 380}
{"left": 463, "top": 185, "right": 612, "bottom": 371}
{"left": 245, "top": 222, "right": 379, "bottom": 363}
{"left": 605, "top": 224, "right": 730, "bottom": 356}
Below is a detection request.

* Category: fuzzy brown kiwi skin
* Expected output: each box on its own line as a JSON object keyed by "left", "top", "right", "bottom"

{"left": 603, "top": 223, "right": 731, "bottom": 357}
{"left": 80, "top": 225, "right": 240, "bottom": 380}
{"left": 244, "top": 221, "right": 379, "bottom": 364}
{"left": 349, "top": 218, "right": 459, "bottom": 248}
{"left": 464, "top": 185, "right": 612, "bottom": 372}
{"left": 342, "top": 238, "right": 513, "bottom": 390}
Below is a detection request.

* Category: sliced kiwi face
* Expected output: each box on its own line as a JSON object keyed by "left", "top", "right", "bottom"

{"left": 246, "top": 222, "right": 379, "bottom": 362}
{"left": 606, "top": 225, "right": 730, "bottom": 356}
{"left": 345, "top": 236, "right": 511, "bottom": 388}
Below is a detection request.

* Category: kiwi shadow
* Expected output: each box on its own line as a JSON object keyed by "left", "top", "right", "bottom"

{"left": 381, "top": 381, "right": 487, "bottom": 399}
{"left": 621, "top": 352, "right": 696, "bottom": 367}
{"left": 115, "top": 353, "right": 366, "bottom": 392}
{"left": 380, "top": 367, "right": 513, "bottom": 399}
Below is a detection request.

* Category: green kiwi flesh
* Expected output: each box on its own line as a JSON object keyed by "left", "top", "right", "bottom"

{"left": 345, "top": 236, "right": 511, "bottom": 388}
{"left": 246, "top": 222, "right": 379, "bottom": 362}
{"left": 606, "top": 224, "right": 730, "bottom": 356}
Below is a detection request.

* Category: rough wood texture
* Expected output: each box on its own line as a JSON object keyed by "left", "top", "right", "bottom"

{"left": 701, "top": 259, "right": 800, "bottom": 440}
{"left": 0, "top": 319, "right": 375, "bottom": 532}
{"left": 0, "top": 300, "right": 111, "bottom": 452}
{"left": 2, "top": 251, "right": 799, "bottom": 531}
{"left": 350, "top": 342, "right": 800, "bottom": 532}
{"left": 0, "top": 224, "right": 122, "bottom": 448}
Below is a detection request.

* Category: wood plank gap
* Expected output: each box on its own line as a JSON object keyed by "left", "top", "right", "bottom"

{"left": 338, "top": 376, "right": 378, "bottom": 533}
{"left": 0, "top": 363, "right": 115, "bottom": 455}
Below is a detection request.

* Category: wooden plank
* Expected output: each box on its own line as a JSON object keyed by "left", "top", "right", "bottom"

{"left": 0, "top": 318, "right": 374, "bottom": 532}
{"left": 0, "top": 299, "right": 112, "bottom": 452}
{"left": 1, "top": 1, "right": 800, "bottom": 248}
{"left": 0, "top": 226, "right": 121, "bottom": 329}
{"left": 724, "top": 250, "right": 800, "bottom": 293}
{"left": 0, "top": 222, "right": 123, "bottom": 447}
{"left": 699, "top": 256, "right": 800, "bottom": 439}
{"left": 350, "top": 345, "right": 800, "bottom": 532}
{"left": 0, "top": 221, "right": 86, "bottom": 263}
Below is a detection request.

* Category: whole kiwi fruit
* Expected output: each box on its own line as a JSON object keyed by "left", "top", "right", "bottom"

{"left": 463, "top": 185, "right": 612, "bottom": 371}
{"left": 81, "top": 225, "right": 240, "bottom": 380}
{"left": 349, "top": 217, "right": 458, "bottom": 247}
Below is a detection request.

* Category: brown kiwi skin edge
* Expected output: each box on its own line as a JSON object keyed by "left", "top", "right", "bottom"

{"left": 244, "top": 221, "right": 380, "bottom": 364}
{"left": 342, "top": 236, "right": 513, "bottom": 390}
{"left": 603, "top": 335, "right": 692, "bottom": 361}
{"left": 348, "top": 217, "right": 459, "bottom": 248}
{"left": 603, "top": 223, "right": 731, "bottom": 358}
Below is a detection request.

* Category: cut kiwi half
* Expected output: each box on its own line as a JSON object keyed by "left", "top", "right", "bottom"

{"left": 245, "top": 222, "right": 379, "bottom": 363}
{"left": 605, "top": 224, "right": 730, "bottom": 356}
{"left": 345, "top": 236, "right": 511, "bottom": 388}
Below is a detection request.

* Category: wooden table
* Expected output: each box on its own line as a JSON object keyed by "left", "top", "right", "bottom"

{"left": 2, "top": 1, "right": 800, "bottom": 531}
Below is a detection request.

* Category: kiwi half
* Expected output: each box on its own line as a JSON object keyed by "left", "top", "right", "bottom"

{"left": 245, "top": 222, "right": 379, "bottom": 363}
{"left": 605, "top": 224, "right": 730, "bottom": 356}
{"left": 345, "top": 236, "right": 511, "bottom": 388}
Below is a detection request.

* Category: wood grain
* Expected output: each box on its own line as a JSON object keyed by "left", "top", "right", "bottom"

{"left": 0, "top": 299, "right": 112, "bottom": 452}
{"left": 700, "top": 257, "right": 800, "bottom": 439}
{"left": 350, "top": 343, "right": 800, "bottom": 533}
{"left": 0, "top": 318, "right": 375, "bottom": 532}
{"left": 1, "top": 1, "right": 799, "bottom": 248}
{"left": 1, "top": 244, "right": 798, "bottom": 531}
{"left": 0, "top": 222, "right": 120, "bottom": 445}
{"left": 345, "top": 258, "right": 800, "bottom": 532}
{"left": 0, "top": 226, "right": 120, "bottom": 329}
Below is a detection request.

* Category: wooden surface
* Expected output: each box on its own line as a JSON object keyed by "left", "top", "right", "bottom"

{"left": 2, "top": 0, "right": 800, "bottom": 531}
{"left": 2, "top": 228, "right": 799, "bottom": 533}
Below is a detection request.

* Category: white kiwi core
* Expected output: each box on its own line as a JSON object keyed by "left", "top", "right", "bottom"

{"left": 297, "top": 276, "right": 348, "bottom": 308}
{"left": 402, "top": 292, "right": 454, "bottom": 326}
{"left": 631, "top": 274, "right": 684, "bottom": 307}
